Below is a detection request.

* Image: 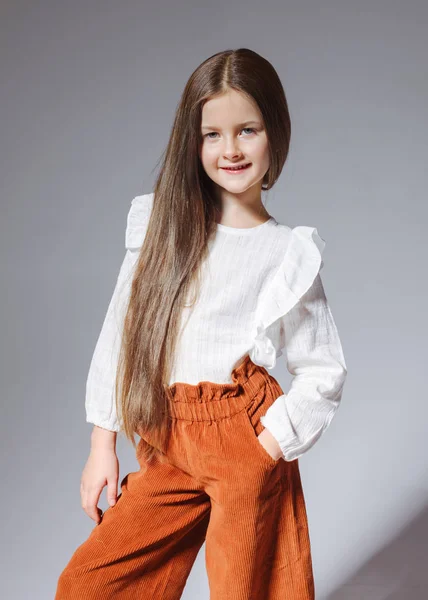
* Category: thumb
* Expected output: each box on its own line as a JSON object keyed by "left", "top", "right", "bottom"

{"left": 107, "top": 480, "right": 118, "bottom": 506}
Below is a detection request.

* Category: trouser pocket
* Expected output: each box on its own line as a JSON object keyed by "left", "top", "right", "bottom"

{"left": 242, "top": 385, "right": 280, "bottom": 467}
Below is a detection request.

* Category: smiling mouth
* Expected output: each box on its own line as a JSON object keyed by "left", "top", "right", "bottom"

{"left": 220, "top": 163, "right": 252, "bottom": 172}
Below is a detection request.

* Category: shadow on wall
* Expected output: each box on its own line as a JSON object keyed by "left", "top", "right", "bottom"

{"left": 328, "top": 503, "right": 428, "bottom": 600}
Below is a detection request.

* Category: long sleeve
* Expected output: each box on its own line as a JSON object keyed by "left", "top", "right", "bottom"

{"left": 84, "top": 193, "right": 153, "bottom": 431}
{"left": 85, "top": 248, "right": 138, "bottom": 431}
{"left": 260, "top": 273, "right": 348, "bottom": 461}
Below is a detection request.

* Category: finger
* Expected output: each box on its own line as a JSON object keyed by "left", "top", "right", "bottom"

{"left": 85, "top": 502, "right": 103, "bottom": 524}
{"left": 85, "top": 488, "right": 104, "bottom": 523}
{"left": 107, "top": 478, "right": 118, "bottom": 506}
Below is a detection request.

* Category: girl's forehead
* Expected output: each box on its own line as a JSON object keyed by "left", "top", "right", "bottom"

{"left": 203, "top": 90, "right": 256, "bottom": 112}
{"left": 201, "top": 92, "right": 262, "bottom": 126}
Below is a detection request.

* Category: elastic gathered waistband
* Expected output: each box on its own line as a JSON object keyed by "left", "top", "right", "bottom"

{"left": 164, "top": 354, "right": 270, "bottom": 422}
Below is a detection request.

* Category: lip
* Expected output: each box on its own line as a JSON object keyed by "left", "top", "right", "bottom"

{"left": 220, "top": 163, "right": 252, "bottom": 172}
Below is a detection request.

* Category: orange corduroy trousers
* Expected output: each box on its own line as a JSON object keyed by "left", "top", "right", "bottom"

{"left": 55, "top": 354, "right": 315, "bottom": 599}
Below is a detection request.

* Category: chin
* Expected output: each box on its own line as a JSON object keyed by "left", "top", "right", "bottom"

{"left": 220, "top": 183, "right": 252, "bottom": 195}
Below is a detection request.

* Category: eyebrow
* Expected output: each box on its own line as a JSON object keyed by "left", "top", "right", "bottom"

{"left": 201, "top": 120, "right": 261, "bottom": 131}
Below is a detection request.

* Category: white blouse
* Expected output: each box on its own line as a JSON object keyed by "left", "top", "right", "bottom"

{"left": 85, "top": 193, "right": 348, "bottom": 461}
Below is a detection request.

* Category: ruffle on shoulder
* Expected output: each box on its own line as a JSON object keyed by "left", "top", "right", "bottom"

{"left": 249, "top": 226, "right": 326, "bottom": 369}
{"left": 125, "top": 192, "right": 155, "bottom": 250}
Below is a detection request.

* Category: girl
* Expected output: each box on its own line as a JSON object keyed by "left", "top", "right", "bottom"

{"left": 55, "top": 48, "right": 347, "bottom": 599}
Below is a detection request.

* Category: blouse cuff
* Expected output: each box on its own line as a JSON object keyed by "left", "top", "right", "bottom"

{"left": 86, "top": 414, "right": 121, "bottom": 433}
{"left": 260, "top": 392, "right": 339, "bottom": 462}
{"left": 85, "top": 387, "right": 122, "bottom": 432}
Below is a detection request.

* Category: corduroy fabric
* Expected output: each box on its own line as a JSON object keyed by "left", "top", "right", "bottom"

{"left": 55, "top": 354, "right": 315, "bottom": 599}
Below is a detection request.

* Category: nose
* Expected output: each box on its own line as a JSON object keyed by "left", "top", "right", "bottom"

{"left": 223, "top": 136, "right": 243, "bottom": 160}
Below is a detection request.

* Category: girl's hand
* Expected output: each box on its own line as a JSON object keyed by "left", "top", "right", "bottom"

{"left": 257, "top": 428, "right": 283, "bottom": 461}
{"left": 80, "top": 447, "right": 119, "bottom": 524}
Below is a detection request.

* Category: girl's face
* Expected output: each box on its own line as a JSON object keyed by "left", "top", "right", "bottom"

{"left": 199, "top": 89, "right": 270, "bottom": 199}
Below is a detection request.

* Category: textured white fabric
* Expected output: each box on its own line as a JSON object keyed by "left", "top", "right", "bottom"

{"left": 85, "top": 193, "right": 348, "bottom": 461}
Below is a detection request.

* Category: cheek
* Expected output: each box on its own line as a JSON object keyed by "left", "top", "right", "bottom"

{"left": 253, "top": 141, "right": 270, "bottom": 169}
{"left": 253, "top": 138, "right": 269, "bottom": 157}
{"left": 200, "top": 145, "right": 217, "bottom": 169}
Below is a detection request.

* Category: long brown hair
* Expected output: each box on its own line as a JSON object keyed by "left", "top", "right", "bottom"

{"left": 115, "top": 48, "right": 291, "bottom": 465}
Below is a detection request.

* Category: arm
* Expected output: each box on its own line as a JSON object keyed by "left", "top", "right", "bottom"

{"left": 84, "top": 194, "right": 153, "bottom": 437}
{"left": 85, "top": 248, "right": 138, "bottom": 433}
{"left": 260, "top": 273, "right": 348, "bottom": 461}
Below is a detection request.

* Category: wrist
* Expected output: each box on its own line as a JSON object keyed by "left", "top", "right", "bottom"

{"left": 258, "top": 428, "right": 283, "bottom": 460}
{"left": 91, "top": 425, "right": 117, "bottom": 451}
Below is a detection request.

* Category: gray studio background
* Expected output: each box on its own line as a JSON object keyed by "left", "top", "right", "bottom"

{"left": 1, "top": 1, "right": 427, "bottom": 599}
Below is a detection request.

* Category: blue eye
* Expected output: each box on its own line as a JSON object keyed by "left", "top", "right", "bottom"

{"left": 204, "top": 127, "right": 256, "bottom": 139}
